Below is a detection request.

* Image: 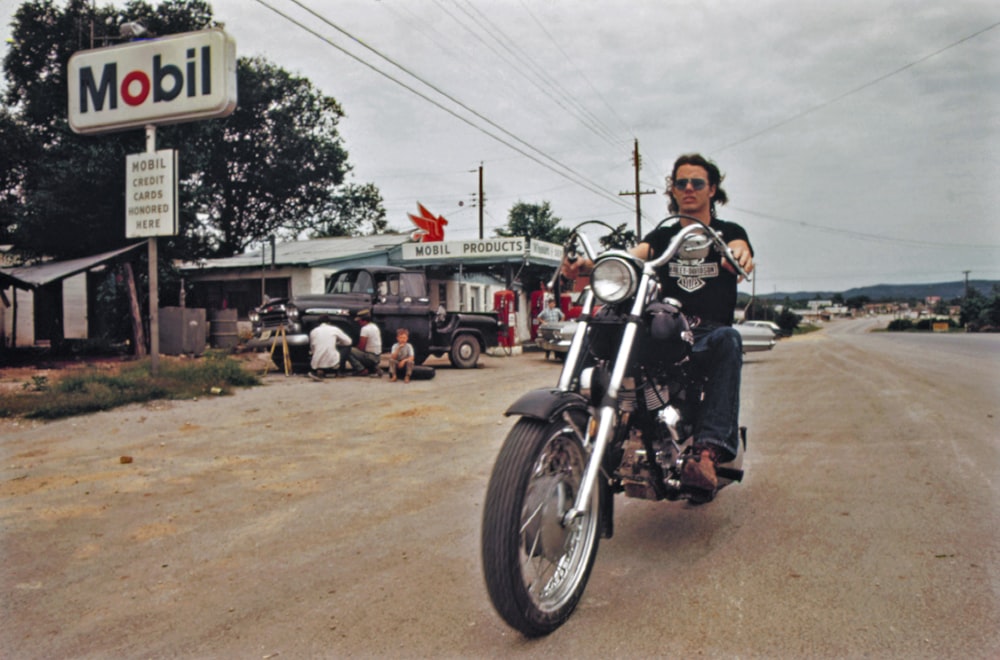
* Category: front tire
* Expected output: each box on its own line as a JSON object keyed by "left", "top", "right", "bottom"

{"left": 481, "top": 412, "right": 600, "bottom": 636}
{"left": 449, "top": 334, "right": 481, "bottom": 368}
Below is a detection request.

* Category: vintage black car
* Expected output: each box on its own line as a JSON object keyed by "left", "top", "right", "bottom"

{"left": 248, "top": 267, "right": 500, "bottom": 371}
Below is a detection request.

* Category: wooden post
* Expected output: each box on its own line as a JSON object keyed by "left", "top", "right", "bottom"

{"left": 146, "top": 124, "right": 160, "bottom": 375}
{"left": 123, "top": 263, "right": 147, "bottom": 357}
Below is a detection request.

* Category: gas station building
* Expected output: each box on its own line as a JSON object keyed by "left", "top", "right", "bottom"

{"left": 179, "top": 234, "right": 564, "bottom": 347}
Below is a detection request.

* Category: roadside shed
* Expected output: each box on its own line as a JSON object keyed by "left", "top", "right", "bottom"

{"left": 0, "top": 244, "right": 145, "bottom": 349}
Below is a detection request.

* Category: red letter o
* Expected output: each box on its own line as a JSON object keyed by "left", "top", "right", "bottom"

{"left": 121, "top": 70, "right": 150, "bottom": 106}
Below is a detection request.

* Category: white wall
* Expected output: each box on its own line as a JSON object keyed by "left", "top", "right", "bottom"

{"left": 303, "top": 268, "right": 334, "bottom": 295}
{"left": 63, "top": 273, "right": 88, "bottom": 339}
{"left": 7, "top": 289, "right": 35, "bottom": 346}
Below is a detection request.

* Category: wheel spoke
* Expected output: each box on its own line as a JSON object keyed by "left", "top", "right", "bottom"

{"left": 516, "top": 427, "right": 595, "bottom": 609}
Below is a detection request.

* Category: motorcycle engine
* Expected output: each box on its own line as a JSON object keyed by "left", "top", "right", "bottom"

{"left": 617, "top": 375, "right": 670, "bottom": 412}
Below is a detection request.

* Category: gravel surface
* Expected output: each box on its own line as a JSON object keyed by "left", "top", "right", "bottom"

{"left": 2, "top": 325, "right": 999, "bottom": 658}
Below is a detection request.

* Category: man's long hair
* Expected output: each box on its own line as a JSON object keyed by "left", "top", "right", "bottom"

{"left": 667, "top": 153, "right": 728, "bottom": 217}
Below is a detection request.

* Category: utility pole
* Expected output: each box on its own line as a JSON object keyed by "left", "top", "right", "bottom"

{"left": 478, "top": 163, "right": 484, "bottom": 240}
{"left": 963, "top": 270, "right": 971, "bottom": 298}
{"left": 619, "top": 139, "right": 656, "bottom": 237}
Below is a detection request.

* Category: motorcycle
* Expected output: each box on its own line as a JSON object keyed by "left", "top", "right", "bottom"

{"left": 481, "top": 216, "right": 752, "bottom": 637}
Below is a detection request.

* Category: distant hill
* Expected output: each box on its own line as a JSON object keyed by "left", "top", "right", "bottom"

{"left": 757, "top": 280, "right": 999, "bottom": 302}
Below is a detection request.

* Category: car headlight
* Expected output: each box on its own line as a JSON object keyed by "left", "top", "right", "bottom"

{"left": 591, "top": 256, "right": 637, "bottom": 304}
{"left": 286, "top": 304, "right": 300, "bottom": 321}
{"left": 248, "top": 309, "right": 260, "bottom": 324}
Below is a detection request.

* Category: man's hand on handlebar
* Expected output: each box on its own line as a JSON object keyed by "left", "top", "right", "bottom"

{"left": 722, "top": 239, "right": 754, "bottom": 282}
{"left": 560, "top": 254, "right": 593, "bottom": 280}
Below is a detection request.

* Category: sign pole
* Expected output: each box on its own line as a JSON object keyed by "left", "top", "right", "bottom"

{"left": 145, "top": 124, "right": 160, "bottom": 376}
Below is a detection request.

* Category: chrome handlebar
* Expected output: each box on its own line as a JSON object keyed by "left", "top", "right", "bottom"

{"left": 549, "top": 216, "right": 751, "bottom": 291}
{"left": 643, "top": 216, "right": 751, "bottom": 282}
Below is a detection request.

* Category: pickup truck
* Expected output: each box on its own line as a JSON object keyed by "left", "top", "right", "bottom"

{"left": 248, "top": 266, "right": 500, "bottom": 371}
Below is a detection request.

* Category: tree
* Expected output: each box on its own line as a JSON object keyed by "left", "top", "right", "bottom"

{"left": 177, "top": 55, "right": 358, "bottom": 255}
{"left": 496, "top": 201, "right": 570, "bottom": 244}
{"left": 598, "top": 223, "right": 637, "bottom": 250}
{"left": 0, "top": 107, "right": 32, "bottom": 244}
{"left": 1, "top": 0, "right": 381, "bottom": 262}
{"left": 776, "top": 297, "right": 801, "bottom": 334}
{"left": 960, "top": 285, "right": 1000, "bottom": 331}
{"left": 310, "top": 182, "right": 387, "bottom": 238}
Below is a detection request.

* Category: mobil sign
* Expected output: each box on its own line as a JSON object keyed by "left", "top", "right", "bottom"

{"left": 68, "top": 29, "right": 237, "bottom": 134}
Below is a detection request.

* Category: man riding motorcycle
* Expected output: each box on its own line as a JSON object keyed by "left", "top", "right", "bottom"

{"left": 562, "top": 153, "right": 754, "bottom": 499}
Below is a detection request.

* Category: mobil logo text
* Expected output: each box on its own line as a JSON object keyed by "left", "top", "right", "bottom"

{"left": 68, "top": 29, "right": 236, "bottom": 134}
{"left": 78, "top": 45, "right": 213, "bottom": 111}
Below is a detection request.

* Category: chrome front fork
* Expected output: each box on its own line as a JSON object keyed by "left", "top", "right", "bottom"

{"left": 561, "top": 275, "right": 653, "bottom": 525}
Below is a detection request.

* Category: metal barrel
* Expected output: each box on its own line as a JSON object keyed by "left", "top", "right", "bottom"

{"left": 208, "top": 308, "right": 239, "bottom": 349}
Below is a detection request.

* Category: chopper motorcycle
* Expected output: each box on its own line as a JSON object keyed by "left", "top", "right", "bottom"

{"left": 481, "top": 216, "right": 752, "bottom": 637}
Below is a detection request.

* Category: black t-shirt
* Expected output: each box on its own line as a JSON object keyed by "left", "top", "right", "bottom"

{"left": 641, "top": 218, "right": 752, "bottom": 326}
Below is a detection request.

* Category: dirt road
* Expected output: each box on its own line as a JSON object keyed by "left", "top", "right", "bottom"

{"left": 2, "top": 322, "right": 999, "bottom": 658}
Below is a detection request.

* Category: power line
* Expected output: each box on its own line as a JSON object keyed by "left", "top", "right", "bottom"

{"left": 732, "top": 206, "right": 1000, "bottom": 249}
{"left": 714, "top": 19, "right": 1000, "bottom": 153}
{"left": 453, "top": 0, "right": 625, "bottom": 147}
{"left": 517, "top": 0, "right": 633, "bottom": 140}
{"left": 253, "top": 0, "right": 632, "bottom": 211}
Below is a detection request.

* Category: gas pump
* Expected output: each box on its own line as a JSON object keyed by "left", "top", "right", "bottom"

{"left": 493, "top": 290, "right": 516, "bottom": 351}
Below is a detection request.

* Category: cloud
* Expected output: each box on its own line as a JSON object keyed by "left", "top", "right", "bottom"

{"left": 3, "top": 0, "right": 997, "bottom": 292}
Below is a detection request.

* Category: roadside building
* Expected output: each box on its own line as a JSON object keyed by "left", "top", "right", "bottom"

{"left": 2, "top": 235, "right": 563, "bottom": 351}
{"left": 0, "top": 244, "right": 145, "bottom": 349}
{"left": 179, "top": 234, "right": 562, "bottom": 347}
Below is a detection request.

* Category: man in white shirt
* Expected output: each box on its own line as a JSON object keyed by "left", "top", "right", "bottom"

{"left": 308, "top": 315, "right": 352, "bottom": 381}
{"left": 347, "top": 309, "right": 384, "bottom": 377}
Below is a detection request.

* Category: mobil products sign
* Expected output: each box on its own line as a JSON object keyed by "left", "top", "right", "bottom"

{"left": 68, "top": 29, "right": 237, "bottom": 134}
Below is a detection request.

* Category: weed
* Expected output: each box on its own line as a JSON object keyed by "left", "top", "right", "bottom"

{"left": 0, "top": 354, "right": 261, "bottom": 420}
{"left": 22, "top": 375, "right": 50, "bottom": 392}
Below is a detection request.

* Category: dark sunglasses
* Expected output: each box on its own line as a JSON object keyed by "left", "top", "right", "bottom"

{"left": 673, "top": 178, "right": 708, "bottom": 191}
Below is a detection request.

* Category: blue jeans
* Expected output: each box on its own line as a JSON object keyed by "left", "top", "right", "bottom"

{"left": 690, "top": 325, "right": 743, "bottom": 460}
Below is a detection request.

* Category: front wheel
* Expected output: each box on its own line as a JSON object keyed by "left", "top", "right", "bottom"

{"left": 481, "top": 412, "right": 600, "bottom": 636}
{"left": 449, "top": 334, "right": 481, "bottom": 368}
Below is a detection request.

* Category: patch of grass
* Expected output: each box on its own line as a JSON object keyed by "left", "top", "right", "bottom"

{"left": 24, "top": 375, "right": 50, "bottom": 392}
{"left": 0, "top": 351, "right": 261, "bottom": 420}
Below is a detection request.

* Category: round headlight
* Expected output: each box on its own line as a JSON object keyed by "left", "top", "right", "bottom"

{"left": 591, "top": 256, "right": 637, "bottom": 304}
{"left": 248, "top": 309, "right": 260, "bottom": 323}
{"left": 286, "top": 304, "right": 300, "bottom": 321}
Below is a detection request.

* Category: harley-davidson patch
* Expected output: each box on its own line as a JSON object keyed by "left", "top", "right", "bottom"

{"left": 669, "top": 261, "right": 719, "bottom": 292}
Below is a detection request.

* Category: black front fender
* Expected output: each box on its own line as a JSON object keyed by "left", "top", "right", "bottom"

{"left": 504, "top": 388, "right": 588, "bottom": 422}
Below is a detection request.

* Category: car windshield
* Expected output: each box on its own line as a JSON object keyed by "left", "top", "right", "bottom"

{"left": 400, "top": 273, "right": 425, "bottom": 299}
{"left": 327, "top": 271, "right": 374, "bottom": 295}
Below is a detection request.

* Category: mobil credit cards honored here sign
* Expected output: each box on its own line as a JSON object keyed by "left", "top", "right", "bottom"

{"left": 126, "top": 150, "right": 177, "bottom": 238}
{"left": 68, "top": 29, "right": 237, "bottom": 134}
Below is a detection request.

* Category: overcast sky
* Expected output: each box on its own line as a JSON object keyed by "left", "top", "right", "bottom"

{"left": 3, "top": 0, "right": 999, "bottom": 294}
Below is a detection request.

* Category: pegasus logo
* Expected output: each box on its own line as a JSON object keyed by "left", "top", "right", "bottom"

{"left": 408, "top": 203, "right": 448, "bottom": 243}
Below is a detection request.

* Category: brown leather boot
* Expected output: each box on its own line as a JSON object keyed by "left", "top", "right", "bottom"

{"left": 681, "top": 445, "right": 720, "bottom": 492}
